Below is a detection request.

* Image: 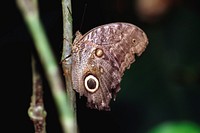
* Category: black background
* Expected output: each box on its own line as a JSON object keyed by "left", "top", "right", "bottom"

{"left": 0, "top": 0, "right": 200, "bottom": 133}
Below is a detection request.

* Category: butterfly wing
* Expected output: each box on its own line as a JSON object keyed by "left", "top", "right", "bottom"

{"left": 72, "top": 23, "right": 148, "bottom": 110}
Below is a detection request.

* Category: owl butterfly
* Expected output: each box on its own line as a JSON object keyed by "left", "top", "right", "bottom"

{"left": 72, "top": 23, "right": 148, "bottom": 110}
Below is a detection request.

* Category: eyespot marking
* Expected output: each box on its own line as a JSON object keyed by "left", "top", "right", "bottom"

{"left": 132, "top": 39, "right": 136, "bottom": 44}
{"left": 84, "top": 75, "right": 99, "bottom": 93}
{"left": 95, "top": 48, "right": 104, "bottom": 57}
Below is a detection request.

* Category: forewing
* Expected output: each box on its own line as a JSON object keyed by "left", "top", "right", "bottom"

{"left": 81, "top": 23, "right": 148, "bottom": 75}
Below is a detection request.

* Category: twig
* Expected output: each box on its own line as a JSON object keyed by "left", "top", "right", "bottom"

{"left": 28, "top": 55, "right": 47, "bottom": 133}
{"left": 61, "top": 0, "right": 78, "bottom": 132}
{"left": 16, "top": 0, "right": 76, "bottom": 133}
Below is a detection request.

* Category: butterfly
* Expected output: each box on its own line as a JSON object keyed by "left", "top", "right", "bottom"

{"left": 71, "top": 22, "right": 148, "bottom": 110}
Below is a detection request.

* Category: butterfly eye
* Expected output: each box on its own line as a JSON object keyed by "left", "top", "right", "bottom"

{"left": 84, "top": 75, "right": 99, "bottom": 93}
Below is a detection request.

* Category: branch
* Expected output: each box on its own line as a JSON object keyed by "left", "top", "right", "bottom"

{"left": 16, "top": 0, "right": 76, "bottom": 133}
{"left": 61, "top": 0, "right": 78, "bottom": 132}
{"left": 28, "top": 55, "right": 47, "bottom": 133}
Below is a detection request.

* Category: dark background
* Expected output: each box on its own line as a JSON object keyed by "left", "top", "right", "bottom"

{"left": 0, "top": 0, "right": 200, "bottom": 133}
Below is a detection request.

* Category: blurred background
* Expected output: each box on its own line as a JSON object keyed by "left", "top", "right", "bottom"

{"left": 0, "top": 0, "right": 200, "bottom": 133}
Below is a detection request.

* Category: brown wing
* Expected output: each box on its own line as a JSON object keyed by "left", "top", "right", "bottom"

{"left": 72, "top": 23, "right": 148, "bottom": 110}
{"left": 81, "top": 23, "right": 148, "bottom": 74}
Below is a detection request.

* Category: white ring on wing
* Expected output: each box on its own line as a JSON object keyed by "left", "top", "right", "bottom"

{"left": 84, "top": 75, "right": 99, "bottom": 93}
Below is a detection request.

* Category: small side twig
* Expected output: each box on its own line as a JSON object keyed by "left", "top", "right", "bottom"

{"left": 28, "top": 55, "right": 47, "bottom": 133}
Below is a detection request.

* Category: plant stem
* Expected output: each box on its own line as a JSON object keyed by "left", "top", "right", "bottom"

{"left": 16, "top": 0, "right": 76, "bottom": 133}
{"left": 61, "top": 0, "right": 78, "bottom": 132}
{"left": 28, "top": 55, "right": 47, "bottom": 133}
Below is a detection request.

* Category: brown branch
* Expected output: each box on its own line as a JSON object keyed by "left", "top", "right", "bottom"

{"left": 28, "top": 55, "right": 47, "bottom": 133}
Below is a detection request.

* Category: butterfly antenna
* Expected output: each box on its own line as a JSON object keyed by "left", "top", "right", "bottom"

{"left": 79, "top": 3, "right": 87, "bottom": 31}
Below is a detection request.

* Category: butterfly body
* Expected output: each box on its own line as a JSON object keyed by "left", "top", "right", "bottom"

{"left": 71, "top": 23, "right": 148, "bottom": 110}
